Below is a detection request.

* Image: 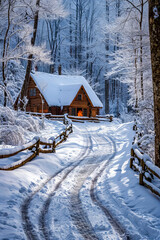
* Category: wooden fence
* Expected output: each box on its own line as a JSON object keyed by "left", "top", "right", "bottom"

{"left": 39, "top": 124, "right": 72, "bottom": 154}
{"left": 130, "top": 123, "right": 160, "bottom": 198}
{"left": 0, "top": 115, "right": 72, "bottom": 171}
{"left": 26, "top": 112, "right": 113, "bottom": 123}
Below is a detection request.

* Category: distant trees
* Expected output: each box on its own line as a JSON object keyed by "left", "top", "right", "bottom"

{"left": 148, "top": 0, "right": 160, "bottom": 167}
{"left": 106, "top": 1, "right": 152, "bottom": 112}
{"left": 36, "top": 0, "right": 107, "bottom": 108}
{"left": 104, "top": 0, "right": 130, "bottom": 116}
{"left": 0, "top": 0, "right": 66, "bottom": 106}
{"left": 105, "top": 0, "right": 155, "bottom": 158}
{"left": 0, "top": 0, "right": 25, "bottom": 106}
{"left": 21, "top": 0, "right": 66, "bottom": 98}
{"left": 22, "top": 0, "right": 41, "bottom": 98}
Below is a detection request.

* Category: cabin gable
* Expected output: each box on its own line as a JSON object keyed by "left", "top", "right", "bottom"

{"left": 68, "top": 86, "right": 99, "bottom": 117}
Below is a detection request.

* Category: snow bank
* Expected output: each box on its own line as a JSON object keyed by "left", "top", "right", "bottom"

{"left": 0, "top": 125, "right": 25, "bottom": 145}
{"left": 143, "top": 179, "right": 160, "bottom": 196}
{"left": 0, "top": 107, "right": 41, "bottom": 145}
{"left": 0, "top": 137, "right": 38, "bottom": 156}
{"left": 0, "top": 152, "right": 35, "bottom": 170}
{"left": 145, "top": 161, "right": 160, "bottom": 178}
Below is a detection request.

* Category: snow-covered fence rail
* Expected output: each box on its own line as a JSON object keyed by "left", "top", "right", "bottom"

{"left": 0, "top": 137, "right": 40, "bottom": 170}
{"left": 0, "top": 115, "right": 73, "bottom": 170}
{"left": 26, "top": 112, "right": 113, "bottom": 123}
{"left": 0, "top": 137, "right": 40, "bottom": 159}
{"left": 96, "top": 114, "right": 113, "bottom": 122}
{"left": 130, "top": 144, "right": 160, "bottom": 197}
{"left": 39, "top": 123, "right": 72, "bottom": 154}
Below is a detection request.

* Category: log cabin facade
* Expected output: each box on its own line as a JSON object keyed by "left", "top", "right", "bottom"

{"left": 15, "top": 72, "right": 103, "bottom": 117}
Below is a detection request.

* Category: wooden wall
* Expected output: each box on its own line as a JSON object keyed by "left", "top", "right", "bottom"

{"left": 26, "top": 77, "right": 49, "bottom": 113}
{"left": 69, "top": 86, "right": 100, "bottom": 117}
{"left": 15, "top": 77, "right": 101, "bottom": 117}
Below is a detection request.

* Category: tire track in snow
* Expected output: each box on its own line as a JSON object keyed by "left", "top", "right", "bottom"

{"left": 69, "top": 165, "right": 100, "bottom": 240}
{"left": 69, "top": 133, "right": 127, "bottom": 240}
{"left": 69, "top": 133, "right": 102, "bottom": 240}
{"left": 92, "top": 135, "right": 150, "bottom": 239}
{"left": 39, "top": 127, "right": 97, "bottom": 240}
{"left": 21, "top": 125, "right": 92, "bottom": 240}
{"left": 90, "top": 135, "right": 130, "bottom": 240}
{"left": 22, "top": 125, "right": 131, "bottom": 240}
{"left": 42, "top": 129, "right": 128, "bottom": 240}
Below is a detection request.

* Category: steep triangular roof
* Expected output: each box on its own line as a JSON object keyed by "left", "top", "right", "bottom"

{"left": 30, "top": 72, "right": 103, "bottom": 107}
{"left": 71, "top": 85, "right": 93, "bottom": 107}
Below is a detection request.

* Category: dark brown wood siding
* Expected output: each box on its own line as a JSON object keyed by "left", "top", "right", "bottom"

{"left": 26, "top": 77, "right": 49, "bottom": 113}
{"left": 50, "top": 106, "right": 63, "bottom": 115}
{"left": 69, "top": 86, "right": 100, "bottom": 117}
{"left": 15, "top": 76, "right": 101, "bottom": 117}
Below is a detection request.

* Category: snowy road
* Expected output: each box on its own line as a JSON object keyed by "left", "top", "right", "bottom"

{"left": 21, "top": 125, "right": 127, "bottom": 240}
{"left": 0, "top": 121, "right": 160, "bottom": 240}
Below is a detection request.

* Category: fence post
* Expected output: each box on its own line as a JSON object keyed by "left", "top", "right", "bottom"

{"left": 139, "top": 158, "right": 144, "bottom": 185}
{"left": 64, "top": 130, "right": 67, "bottom": 141}
{"left": 63, "top": 115, "right": 66, "bottom": 125}
{"left": 109, "top": 116, "right": 113, "bottom": 122}
{"left": 36, "top": 139, "right": 40, "bottom": 156}
{"left": 130, "top": 148, "right": 134, "bottom": 169}
{"left": 52, "top": 140, "right": 56, "bottom": 153}
{"left": 139, "top": 170, "right": 143, "bottom": 185}
{"left": 70, "top": 124, "right": 73, "bottom": 133}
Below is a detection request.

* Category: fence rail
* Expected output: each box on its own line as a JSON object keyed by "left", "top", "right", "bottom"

{"left": 0, "top": 137, "right": 40, "bottom": 159}
{"left": 130, "top": 123, "right": 160, "bottom": 198}
{"left": 26, "top": 112, "right": 113, "bottom": 122}
{"left": 39, "top": 124, "right": 72, "bottom": 154}
{"left": 0, "top": 115, "right": 72, "bottom": 171}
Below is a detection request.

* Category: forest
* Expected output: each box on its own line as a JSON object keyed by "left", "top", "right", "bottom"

{"left": 0, "top": 0, "right": 160, "bottom": 166}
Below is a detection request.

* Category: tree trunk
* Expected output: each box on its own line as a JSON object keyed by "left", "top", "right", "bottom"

{"left": 134, "top": 45, "right": 138, "bottom": 108}
{"left": 105, "top": 0, "right": 110, "bottom": 113}
{"left": 74, "top": 0, "right": 78, "bottom": 69}
{"left": 149, "top": 0, "right": 160, "bottom": 167}
{"left": 2, "top": 0, "right": 11, "bottom": 106}
{"left": 69, "top": 2, "right": 73, "bottom": 68}
{"left": 21, "top": 0, "right": 40, "bottom": 99}
{"left": 140, "top": 0, "right": 144, "bottom": 100}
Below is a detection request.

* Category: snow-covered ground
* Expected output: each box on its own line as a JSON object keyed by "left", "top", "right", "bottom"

{"left": 0, "top": 120, "right": 159, "bottom": 240}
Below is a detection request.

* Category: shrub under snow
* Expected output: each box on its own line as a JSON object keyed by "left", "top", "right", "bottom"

{"left": 0, "top": 125, "right": 25, "bottom": 145}
{"left": 0, "top": 107, "right": 41, "bottom": 145}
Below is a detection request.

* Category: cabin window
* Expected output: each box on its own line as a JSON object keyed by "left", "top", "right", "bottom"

{"left": 72, "top": 108, "right": 76, "bottom": 116}
{"left": 77, "top": 108, "right": 83, "bottom": 116}
{"left": 77, "top": 94, "right": 82, "bottom": 100}
{"left": 29, "top": 88, "right": 36, "bottom": 96}
{"left": 83, "top": 108, "right": 87, "bottom": 116}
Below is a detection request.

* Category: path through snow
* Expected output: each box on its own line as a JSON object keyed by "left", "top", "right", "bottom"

{"left": 0, "top": 120, "right": 159, "bottom": 240}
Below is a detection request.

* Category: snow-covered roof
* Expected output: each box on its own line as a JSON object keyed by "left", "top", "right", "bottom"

{"left": 30, "top": 72, "right": 103, "bottom": 107}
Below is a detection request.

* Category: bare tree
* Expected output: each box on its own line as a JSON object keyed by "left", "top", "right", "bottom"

{"left": 18, "top": 0, "right": 66, "bottom": 106}
{"left": 125, "top": 0, "right": 148, "bottom": 100}
{"left": 2, "top": 0, "right": 12, "bottom": 106}
{"left": 0, "top": 0, "right": 62, "bottom": 106}
{"left": 22, "top": 0, "right": 40, "bottom": 97}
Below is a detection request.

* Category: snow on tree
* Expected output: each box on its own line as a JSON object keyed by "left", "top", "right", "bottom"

{"left": 0, "top": 0, "right": 66, "bottom": 107}
{"left": 0, "top": 106, "right": 41, "bottom": 145}
{"left": 34, "top": 0, "right": 107, "bottom": 113}
{"left": 105, "top": 0, "right": 155, "bottom": 158}
{"left": 0, "top": 61, "right": 25, "bottom": 106}
{"left": 149, "top": 0, "right": 160, "bottom": 167}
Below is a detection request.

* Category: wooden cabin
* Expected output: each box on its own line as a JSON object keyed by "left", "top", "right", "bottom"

{"left": 15, "top": 71, "right": 103, "bottom": 117}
